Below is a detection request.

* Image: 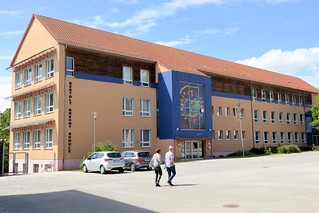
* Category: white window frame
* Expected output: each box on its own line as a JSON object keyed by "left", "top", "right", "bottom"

{"left": 15, "top": 71, "right": 22, "bottom": 89}
{"left": 225, "top": 107, "right": 230, "bottom": 117}
{"left": 44, "top": 128, "right": 53, "bottom": 149}
{"left": 278, "top": 93, "right": 282, "bottom": 104}
{"left": 122, "top": 97, "right": 134, "bottom": 116}
{"left": 23, "top": 131, "right": 30, "bottom": 150}
{"left": 280, "top": 132, "right": 285, "bottom": 144}
{"left": 45, "top": 57, "right": 54, "bottom": 78}
{"left": 217, "top": 107, "right": 222, "bottom": 116}
{"left": 301, "top": 132, "right": 306, "bottom": 143}
{"left": 286, "top": 113, "right": 291, "bottom": 124}
{"left": 33, "top": 129, "right": 41, "bottom": 149}
{"left": 123, "top": 66, "right": 133, "bottom": 85}
{"left": 254, "top": 110, "right": 259, "bottom": 122}
{"left": 140, "top": 129, "right": 151, "bottom": 147}
{"left": 234, "top": 130, "right": 238, "bottom": 140}
{"left": 255, "top": 131, "right": 261, "bottom": 144}
{"left": 285, "top": 94, "right": 289, "bottom": 105}
{"left": 253, "top": 89, "right": 257, "bottom": 101}
{"left": 140, "top": 99, "right": 151, "bottom": 117}
{"left": 34, "top": 95, "right": 42, "bottom": 116}
{"left": 287, "top": 132, "right": 292, "bottom": 144}
{"left": 292, "top": 95, "right": 296, "bottom": 106}
{"left": 66, "top": 57, "right": 74, "bottom": 77}
{"left": 293, "top": 113, "right": 298, "bottom": 125}
{"left": 24, "top": 67, "right": 32, "bottom": 86}
{"left": 23, "top": 98, "right": 31, "bottom": 118}
{"left": 269, "top": 91, "right": 274, "bottom": 103}
{"left": 45, "top": 92, "right": 54, "bottom": 113}
{"left": 295, "top": 132, "right": 299, "bottom": 144}
{"left": 34, "top": 63, "right": 43, "bottom": 83}
{"left": 262, "top": 110, "right": 268, "bottom": 123}
{"left": 233, "top": 108, "right": 237, "bottom": 117}
{"left": 218, "top": 130, "right": 223, "bottom": 140}
{"left": 271, "top": 111, "right": 276, "bottom": 124}
{"left": 226, "top": 130, "right": 231, "bottom": 140}
{"left": 140, "top": 69, "right": 149, "bottom": 87}
{"left": 242, "top": 131, "right": 246, "bottom": 140}
{"left": 14, "top": 101, "right": 22, "bottom": 119}
{"left": 272, "top": 132, "right": 277, "bottom": 144}
{"left": 279, "top": 112, "right": 284, "bottom": 124}
{"left": 299, "top": 97, "right": 303, "bottom": 107}
{"left": 240, "top": 109, "right": 245, "bottom": 118}
{"left": 300, "top": 114, "right": 305, "bottom": 125}
{"left": 122, "top": 129, "right": 134, "bottom": 148}
{"left": 13, "top": 132, "right": 20, "bottom": 150}
{"left": 264, "top": 131, "right": 269, "bottom": 144}
{"left": 261, "top": 90, "right": 266, "bottom": 102}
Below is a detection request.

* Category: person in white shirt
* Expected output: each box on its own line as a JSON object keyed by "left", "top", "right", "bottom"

{"left": 153, "top": 148, "right": 162, "bottom": 187}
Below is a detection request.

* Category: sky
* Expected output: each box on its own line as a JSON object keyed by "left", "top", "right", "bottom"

{"left": 1, "top": 0, "right": 319, "bottom": 112}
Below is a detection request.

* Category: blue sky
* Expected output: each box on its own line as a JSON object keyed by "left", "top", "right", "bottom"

{"left": 1, "top": 0, "right": 319, "bottom": 111}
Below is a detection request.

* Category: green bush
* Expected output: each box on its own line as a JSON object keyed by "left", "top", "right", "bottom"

{"left": 249, "top": 147, "right": 266, "bottom": 154}
{"left": 277, "top": 146, "right": 288, "bottom": 154}
{"left": 299, "top": 146, "right": 312, "bottom": 151}
{"left": 277, "top": 145, "right": 300, "bottom": 154}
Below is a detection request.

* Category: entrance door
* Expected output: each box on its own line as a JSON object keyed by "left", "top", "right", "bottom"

{"left": 181, "top": 141, "right": 203, "bottom": 160}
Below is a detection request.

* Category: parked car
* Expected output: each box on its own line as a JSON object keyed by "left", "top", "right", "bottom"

{"left": 82, "top": 151, "right": 125, "bottom": 174}
{"left": 121, "top": 151, "right": 152, "bottom": 172}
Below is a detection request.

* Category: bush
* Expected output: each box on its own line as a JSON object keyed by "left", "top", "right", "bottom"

{"left": 300, "top": 146, "right": 312, "bottom": 151}
{"left": 277, "top": 145, "right": 288, "bottom": 154}
{"left": 277, "top": 145, "right": 300, "bottom": 154}
{"left": 250, "top": 147, "right": 266, "bottom": 154}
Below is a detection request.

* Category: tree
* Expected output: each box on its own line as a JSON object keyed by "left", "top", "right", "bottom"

{"left": 0, "top": 108, "right": 11, "bottom": 172}
{"left": 310, "top": 94, "right": 319, "bottom": 131}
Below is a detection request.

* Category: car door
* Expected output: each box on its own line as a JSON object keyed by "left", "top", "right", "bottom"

{"left": 86, "top": 153, "right": 97, "bottom": 171}
{"left": 121, "top": 152, "right": 128, "bottom": 168}
{"left": 91, "top": 153, "right": 104, "bottom": 171}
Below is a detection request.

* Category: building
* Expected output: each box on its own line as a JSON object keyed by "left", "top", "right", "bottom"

{"left": 6, "top": 14, "right": 318, "bottom": 173}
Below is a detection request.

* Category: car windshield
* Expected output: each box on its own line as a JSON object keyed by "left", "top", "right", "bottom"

{"left": 137, "top": 152, "right": 150, "bottom": 157}
{"left": 107, "top": 153, "right": 121, "bottom": 158}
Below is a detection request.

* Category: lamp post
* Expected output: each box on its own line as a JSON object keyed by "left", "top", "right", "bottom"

{"left": 236, "top": 102, "right": 245, "bottom": 157}
{"left": 93, "top": 112, "right": 97, "bottom": 152}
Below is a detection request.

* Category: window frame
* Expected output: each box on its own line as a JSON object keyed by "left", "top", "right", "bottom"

{"left": 122, "top": 97, "right": 134, "bottom": 116}
{"left": 123, "top": 66, "right": 133, "bottom": 85}
{"left": 24, "top": 67, "right": 32, "bottom": 86}
{"left": 218, "top": 130, "right": 223, "bottom": 140}
{"left": 217, "top": 107, "right": 222, "bottom": 116}
{"left": 277, "top": 93, "right": 282, "bottom": 104}
{"left": 234, "top": 130, "right": 238, "bottom": 140}
{"left": 23, "top": 131, "right": 30, "bottom": 150}
{"left": 252, "top": 89, "right": 257, "bottom": 101}
{"left": 45, "top": 92, "right": 54, "bottom": 114}
{"left": 140, "top": 69, "right": 149, "bottom": 87}
{"left": 287, "top": 132, "right": 292, "bottom": 144}
{"left": 261, "top": 90, "right": 266, "bottom": 102}
{"left": 225, "top": 107, "right": 230, "bottom": 117}
{"left": 226, "top": 130, "right": 231, "bottom": 140}
{"left": 23, "top": 98, "right": 31, "bottom": 118}
{"left": 140, "top": 98, "right": 151, "bottom": 117}
{"left": 140, "top": 129, "right": 151, "bottom": 147}
{"left": 272, "top": 132, "right": 277, "bottom": 144}
{"left": 13, "top": 132, "right": 21, "bottom": 150}
{"left": 254, "top": 109, "right": 259, "bottom": 122}
{"left": 295, "top": 132, "right": 299, "bottom": 144}
{"left": 44, "top": 128, "right": 53, "bottom": 149}
{"left": 262, "top": 110, "right": 268, "bottom": 123}
{"left": 286, "top": 113, "right": 291, "bottom": 124}
{"left": 15, "top": 71, "right": 22, "bottom": 89}
{"left": 255, "top": 131, "right": 261, "bottom": 144}
{"left": 280, "top": 132, "right": 285, "bottom": 144}
{"left": 34, "top": 62, "right": 43, "bottom": 83}
{"left": 33, "top": 129, "right": 41, "bottom": 149}
{"left": 300, "top": 114, "right": 305, "bottom": 125}
{"left": 271, "top": 111, "right": 276, "bottom": 124}
{"left": 285, "top": 94, "right": 289, "bottom": 105}
{"left": 264, "top": 131, "right": 269, "bottom": 144}
{"left": 293, "top": 113, "right": 298, "bottom": 125}
{"left": 34, "top": 95, "right": 42, "bottom": 116}
{"left": 301, "top": 132, "right": 306, "bottom": 143}
{"left": 14, "top": 101, "right": 21, "bottom": 119}
{"left": 269, "top": 91, "right": 274, "bottom": 103}
{"left": 122, "top": 129, "right": 134, "bottom": 148}
{"left": 279, "top": 112, "right": 284, "bottom": 124}
{"left": 66, "top": 57, "right": 74, "bottom": 77}
{"left": 45, "top": 57, "right": 55, "bottom": 79}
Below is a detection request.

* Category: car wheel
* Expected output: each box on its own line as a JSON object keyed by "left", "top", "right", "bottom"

{"left": 130, "top": 163, "right": 136, "bottom": 172}
{"left": 100, "top": 165, "right": 106, "bottom": 174}
{"left": 147, "top": 166, "right": 152, "bottom": 170}
{"left": 82, "top": 164, "right": 88, "bottom": 173}
{"left": 119, "top": 168, "right": 124, "bottom": 173}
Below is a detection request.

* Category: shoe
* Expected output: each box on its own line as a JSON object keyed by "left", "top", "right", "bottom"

{"left": 156, "top": 183, "right": 161, "bottom": 187}
{"left": 168, "top": 181, "right": 174, "bottom": 186}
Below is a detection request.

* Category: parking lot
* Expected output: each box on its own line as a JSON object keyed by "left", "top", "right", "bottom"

{"left": 1, "top": 152, "right": 319, "bottom": 213}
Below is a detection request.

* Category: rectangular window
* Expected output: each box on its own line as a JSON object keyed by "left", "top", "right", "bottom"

{"left": 45, "top": 92, "right": 54, "bottom": 113}
{"left": 255, "top": 131, "right": 261, "bottom": 144}
{"left": 269, "top": 91, "right": 274, "bottom": 103}
{"left": 140, "top": 69, "right": 149, "bottom": 87}
{"left": 66, "top": 57, "right": 74, "bottom": 77}
{"left": 23, "top": 98, "right": 31, "bottom": 118}
{"left": 34, "top": 63, "right": 43, "bottom": 82}
{"left": 140, "top": 99, "right": 151, "bottom": 117}
{"left": 272, "top": 132, "right": 277, "bottom": 144}
{"left": 240, "top": 109, "right": 245, "bottom": 118}
{"left": 293, "top": 113, "right": 298, "bottom": 125}
{"left": 261, "top": 90, "right": 266, "bottom": 102}
{"left": 218, "top": 130, "right": 223, "bottom": 140}
{"left": 286, "top": 113, "right": 291, "bottom": 124}
{"left": 285, "top": 94, "right": 289, "bottom": 105}
{"left": 34, "top": 95, "right": 42, "bottom": 116}
{"left": 262, "top": 110, "right": 268, "bottom": 123}
{"left": 225, "top": 107, "right": 230, "bottom": 117}
{"left": 279, "top": 112, "right": 284, "bottom": 124}
{"left": 301, "top": 132, "right": 306, "bottom": 143}
{"left": 122, "top": 129, "right": 134, "bottom": 148}
{"left": 253, "top": 89, "right": 257, "bottom": 101}
{"left": 277, "top": 93, "right": 282, "bottom": 104}
{"left": 254, "top": 110, "right": 259, "bottom": 122}
{"left": 271, "top": 111, "right": 276, "bottom": 124}
{"left": 295, "top": 132, "right": 299, "bottom": 143}
{"left": 234, "top": 130, "right": 238, "bottom": 140}
{"left": 280, "top": 132, "right": 285, "bottom": 144}
{"left": 264, "top": 131, "right": 269, "bottom": 144}
{"left": 287, "top": 132, "right": 292, "bottom": 144}
{"left": 232, "top": 108, "right": 237, "bottom": 117}
{"left": 33, "top": 129, "right": 41, "bottom": 149}
{"left": 14, "top": 101, "right": 21, "bottom": 119}
{"left": 226, "top": 130, "right": 231, "bottom": 140}
{"left": 15, "top": 71, "right": 22, "bottom": 89}
{"left": 300, "top": 114, "right": 305, "bottom": 125}
{"left": 13, "top": 132, "right": 20, "bottom": 150}
{"left": 23, "top": 131, "right": 30, "bottom": 150}
{"left": 299, "top": 97, "right": 303, "bottom": 106}
{"left": 123, "top": 66, "right": 132, "bottom": 85}
{"left": 44, "top": 128, "right": 53, "bottom": 149}
{"left": 292, "top": 95, "right": 296, "bottom": 106}
{"left": 122, "top": 97, "right": 134, "bottom": 116}
{"left": 217, "top": 107, "right": 222, "bottom": 116}
{"left": 140, "top": 129, "right": 151, "bottom": 147}
{"left": 24, "top": 67, "right": 32, "bottom": 86}
{"left": 242, "top": 131, "right": 246, "bottom": 140}
{"left": 45, "top": 57, "right": 54, "bottom": 78}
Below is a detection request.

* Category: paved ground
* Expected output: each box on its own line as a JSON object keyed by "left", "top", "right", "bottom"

{"left": 1, "top": 152, "right": 319, "bottom": 213}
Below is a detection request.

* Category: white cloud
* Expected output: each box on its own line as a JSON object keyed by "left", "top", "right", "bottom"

{"left": 0, "top": 56, "right": 13, "bottom": 60}
{"left": 155, "top": 36, "right": 193, "bottom": 47}
{"left": 0, "top": 10, "right": 23, "bottom": 16}
{"left": 0, "top": 30, "right": 24, "bottom": 38}
{"left": 196, "top": 27, "right": 240, "bottom": 36}
{"left": 236, "top": 47, "right": 319, "bottom": 88}
{"left": 0, "top": 76, "right": 11, "bottom": 113}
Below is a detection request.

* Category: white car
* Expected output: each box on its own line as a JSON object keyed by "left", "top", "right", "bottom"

{"left": 82, "top": 151, "right": 125, "bottom": 174}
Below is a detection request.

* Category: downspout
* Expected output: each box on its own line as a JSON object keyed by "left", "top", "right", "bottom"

{"left": 250, "top": 81, "right": 255, "bottom": 148}
{"left": 62, "top": 44, "right": 67, "bottom": 170}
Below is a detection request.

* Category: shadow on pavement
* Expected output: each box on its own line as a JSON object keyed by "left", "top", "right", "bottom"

{"left": 0, "top": 190, "right": 155, "bottom": 213}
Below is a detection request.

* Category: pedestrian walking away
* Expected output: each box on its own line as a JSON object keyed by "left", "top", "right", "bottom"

{"left": 165, "top": 146, "right": 176, "bottom": 186}
{"left": 153, "top": 148, "right": 162, "bottom": 187}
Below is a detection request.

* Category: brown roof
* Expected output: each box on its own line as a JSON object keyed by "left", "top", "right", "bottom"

{"left": 11, "top": 14, "right": 318, "bottom": 93}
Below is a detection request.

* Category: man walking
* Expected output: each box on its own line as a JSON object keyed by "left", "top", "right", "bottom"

{"left": 165, "top": 146, "right": 176, "bottom": 186}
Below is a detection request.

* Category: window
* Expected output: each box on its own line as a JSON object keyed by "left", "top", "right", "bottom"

{"left": 15, "top": 71, "right": 22, "bottom": 89}
{"left": 287, "top": 132, "right": 292, "bottom": 144}
{"left": 240, "top": 109, "right": 245, "bottom": 118}
{"left": 242, "top": 131, "right": 246, "bottom": 140}
{"left": 123, "top": 66, "right": 132, "bottom": 85}
{"left": 293, "top": 113, "right": 298, "bottom": 125}
{"left": 292, "top": 95, "right": 296, "bottom": 106}
{"left": 23, "top": 98, "right": 31, "bottom": 118}
{"left": 45, "top": 92, "right": 54, "bottom": 113}
{"left": 269, "top": 91, "right": 274, "bottom": 103}
{"left": 295, "top": 132, "right": 299, "bottom": 143}
{"left": 140, "top": 99, "right": 151, "bottom": 117}
{"left": 225, "top": 107, "right": 230, "bottom": 117}
{"left": 140, "top": 129, "right": 151, "bottom": 147}
{"left": 286, "top": 113, "right": 291, "bottom": 124}
{"left": 122, "top": 129, "right": 134, "bottom": 148}
{"left": 279, "top": 112, "right": 284, "bottom": 124}
{"left": 14, "top": 101, "right": 21, "bottom": 119}
{"left": 302, "top": 132, "right": 306, "bottom": 143}
{"left": 33, "top": 130, "right": 41, "bottom": 149}
{"left": 217, "top": 107, "right": 222, "bottom": 116}
{"left": 272, "top": 132, "right": 277, "bottom": 144}
{"left": 299, "top": 97, "right": 303, "bottom": 106}
{"left": 232, "top": 108, "right": 237, "bottom": 117}
{"left": 140, "top": 69, "right": 149, "bottom": 87}
{"left": 261, "top": 90, "right": 266, "bottom": 102}
{"left": 285, "top": 94, "right": 289, "bottom": 105}
{"left": 262, "top": 110, "right": 268, "bottom": 123}
{"left": 34, "top": 63, "right": 43, "bottom": 82}
{"left": 271, "top": 111, "right": 276, "bottom": 124}
{"left": 226, "top": 130, "right": 231, "bottom": 140}
{"left": 13, "top": 132, "right": 20, "bottom": 150}
{"left": 277, "top": 93, "right": 282, "bottom": 104}
{"left": 234, "top": 131, "right": 238, "bottom": 140}
{"left": 300, "top": 114, "right": 305, "bottom": 125}
{"left": 254, "top": 110, "right": 259, "bottom": 122}
{"left": 122, "top": 97, "right": 134, "bottom": 116}
{"left": 45, "top": 57, "right": 54, "bottom": 78}
{"left": 253, "top": 89, "right": 257, "bottom": 101}
{"left": 66, "top": 57, "right": 74, "bottom": 77}
{"left": 23, "top": 131, "right": 30, "bottom": 150}
{"left": 44, "top": 128, "right": 53, "bottom": 149}
{"left": 218, "top": 130, "right": 223, "bottom": 140}
{"left": 34, "top": 95, "right": 42, "bottom": 116}
{"left": 255, "top": 131, "right": 261, "bottom": 144}
{"left": 264, "top": 131, "right": 269, "bottom": 144}
{"left": 280, "top": 132, "right": 285, "bottom": 144}
{"left": 24, "top": 67, "right": 32, "bottom": 86}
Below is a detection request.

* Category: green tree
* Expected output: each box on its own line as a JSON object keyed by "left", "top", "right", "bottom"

{"left": 0, "top": 108, "right": 11, "bottom": 172}
{"left": 310, "top": 94, "right": 319, "bottom": 130}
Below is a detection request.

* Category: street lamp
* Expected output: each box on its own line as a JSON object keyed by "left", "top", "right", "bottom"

{"left": 93, "top": 112, "right": 98, "bottom": 152}
{"left": 236, "top": 102, "right": 245, "bottom": 157}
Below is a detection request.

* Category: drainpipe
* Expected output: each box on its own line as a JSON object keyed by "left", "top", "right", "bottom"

{"left": 250, "top": 81, "right": 255, "bottom": 148}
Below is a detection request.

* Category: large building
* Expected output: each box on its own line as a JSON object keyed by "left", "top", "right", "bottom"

{"left": 7, "top": 14, "right": 318, "bottom": 173}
